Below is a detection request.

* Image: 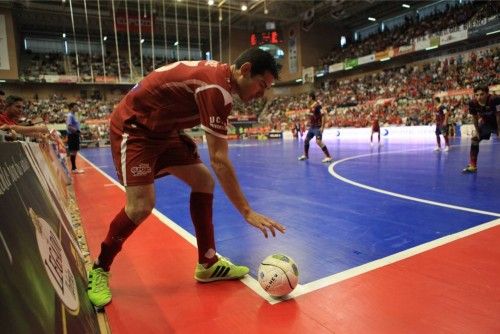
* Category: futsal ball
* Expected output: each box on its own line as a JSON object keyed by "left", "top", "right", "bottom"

{"left": 258, "top": 254, "right": 299, "bottom": 297}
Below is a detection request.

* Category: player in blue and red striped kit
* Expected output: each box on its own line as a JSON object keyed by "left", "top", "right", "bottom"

{"left": 463, "top": 85, "right": 500, "bottom": 173}
{"left": 298, "top": 92, "right": 333, "bottom": 163}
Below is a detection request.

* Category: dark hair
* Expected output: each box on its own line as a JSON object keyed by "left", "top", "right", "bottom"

{"left": 309, "top": 92, "right": 316, "bottom": 100}
{"left": 473, "top": 85, "right": 489, "bottom": 93}
{"left": 434, "top": 96, "right": 440, "bottom": 103}
{"left": 5, "top": 95, "right": 23, "bottom": 107}
{"left": 233, "top": 47, "right": 281, "bottom": 80}
{"left": 68, "top": 102, "right": 78, "bottom": 109}
{"left": 0, "top": 90, "right": 5, "bottom": 96}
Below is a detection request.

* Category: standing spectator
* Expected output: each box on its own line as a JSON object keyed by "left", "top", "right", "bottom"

{"left": 66, "top": 102, "right": 84, "bottom": 174}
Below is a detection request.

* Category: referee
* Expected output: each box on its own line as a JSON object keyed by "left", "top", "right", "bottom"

{"left": 67, "top": 102, "right": 84, "bottom": 174}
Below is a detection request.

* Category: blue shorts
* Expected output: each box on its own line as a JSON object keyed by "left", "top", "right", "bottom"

{"left": 306, "top": 128, "right": 322, "bottom": 140}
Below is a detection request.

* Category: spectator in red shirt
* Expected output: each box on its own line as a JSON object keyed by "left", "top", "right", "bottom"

{"left": 0, "top": 95, "right": 51, "bottom": 137}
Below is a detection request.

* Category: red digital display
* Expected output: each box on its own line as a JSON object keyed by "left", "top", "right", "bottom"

{"left": 250, "top": 31, "right": 283, "bottom": 46}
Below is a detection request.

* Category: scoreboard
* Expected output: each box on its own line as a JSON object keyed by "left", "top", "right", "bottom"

{"left": 250, "top": 30, "right": 283, "bottom": 46}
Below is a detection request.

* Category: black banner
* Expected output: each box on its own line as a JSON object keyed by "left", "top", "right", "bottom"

{"left": 0, "top": 142, "right": 99, "bottom": 334}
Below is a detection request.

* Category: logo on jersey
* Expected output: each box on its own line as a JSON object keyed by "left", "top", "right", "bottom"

{"left": 131, "top": 163, "right": 152, "bottom": 177}
{"left": 209, "top": 116, "right": 227, "bottom": 131}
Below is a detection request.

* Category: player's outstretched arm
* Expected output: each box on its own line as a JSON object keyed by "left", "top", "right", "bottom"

{"left": 205, "top": 132, "right": 285, "bottom": 238}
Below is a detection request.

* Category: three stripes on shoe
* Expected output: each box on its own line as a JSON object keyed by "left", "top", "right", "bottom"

{"left": 210, "top": 265, "right": 231, "bottom": 278}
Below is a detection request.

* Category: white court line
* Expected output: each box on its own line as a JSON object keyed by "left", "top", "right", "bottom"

{"left": 328, "top": 147, "right": 500, "bottom": 218}
{"left": 280, "top": 218, "right": 500, "bottom": 304}
{"left": 80, "top": 145, "right": 500, "bottom": 305}
{"left": 78, "top": 155, "right": 272, "bottom": 301}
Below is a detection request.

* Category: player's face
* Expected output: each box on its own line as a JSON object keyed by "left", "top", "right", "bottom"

{"left": 236, "top": 62, "right": 274, "bottom": 102}
{"left": 5, "top": 101, "right": 24, "bottom": 120}
{"left": 474, "top": 90, "right": 487, "bottom": 105}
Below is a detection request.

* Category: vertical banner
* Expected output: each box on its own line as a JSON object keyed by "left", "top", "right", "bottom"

{"left": 0, "top": 14, "right": 11, "bottom": 70}
{"left": 288, "top": 28, "right": 298, "bottom": 74}
{"left": 302, "top": 66, "right": 315, "bottom": 83}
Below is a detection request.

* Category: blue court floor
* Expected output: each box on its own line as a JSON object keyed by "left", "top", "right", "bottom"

{"left": 81, "top": 135, "right": 500, "bottom": 284}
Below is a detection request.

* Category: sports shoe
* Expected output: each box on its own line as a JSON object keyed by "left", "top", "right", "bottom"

{"left": 194, "top": 256, "right": 249, "bottom": 282}
{"left": 87, "top": 267, "right": 112, "bottom": 308}
{"left": 298, "top": 155, "right": 308, "bottom": 161}
{"left": 462, "top": 165, "right": 477, "bottom": 173}
{"left": 433, "top": 147, "right": 441, "bottom": 152}
{"left": 444, "top": 146, "right": 450, "bottom": 152}
{"left": 322, "top": 157, "right": 333, "bottom": 163}
{"left": 72, "top": 169, "right": 85, "bottom": 174}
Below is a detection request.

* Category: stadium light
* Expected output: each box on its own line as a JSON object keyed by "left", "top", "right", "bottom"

{"left": 425, "top": 45, "right": 438, "bottom": 51}
{"left": 402, "top": 4, "right": 410, "bottom": 9}
{"left": 368, "top": 17, "right": 376, "bottom": 22}
{"left": 141, "top": 39, "right": 145, "bottom": 44}
{"left": 380, "top": 57, "right": 391, "bottom": 62}
{"left": 208, "top": 0, "right": 214, "bottom": 5}
{"left": 103, "top": 36, "right": 107, "bottom": 41}
{"left": 62, "top": 33, "right": 66, "bottom": 38}
{"left": 264, "top": 8, "right": 268, "bottom": 14}
{"left": 241, "top": 4, "right": 247, "bottom": 11}
{"left": 174, "top": 41, "right": 179, "bottom": 46}
{"left": 295, "top": 78, "right": 302, "bottom": 83}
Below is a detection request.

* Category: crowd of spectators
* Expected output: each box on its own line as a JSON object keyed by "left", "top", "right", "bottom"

{"left": 21, "top": 49, "right": 185, "bottom": 83}
{"left": 265, "top": 46, "right": 500, "bottom": 130}
{"left": 319, "top": 1, "right": 498, "bottom": 66}
{"left": 9, "top": 45, "right": 500, "bottom": 141}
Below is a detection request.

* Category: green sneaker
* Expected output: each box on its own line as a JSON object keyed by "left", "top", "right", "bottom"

{"left": 194, "top": 256, "right": 249, "bottom": 282}
{"left": 462, "top": 165, "right": 477, "bottom": 173}
{"left": 87, "top": 267, "right": 112, "bottom": 308}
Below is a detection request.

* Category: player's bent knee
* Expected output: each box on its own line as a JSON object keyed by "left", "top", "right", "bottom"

{"left": 191, "top": 167, "right": 215, "bottom": 192}
{"left": 126, "top": 202, "right": 154, "bottom": 222}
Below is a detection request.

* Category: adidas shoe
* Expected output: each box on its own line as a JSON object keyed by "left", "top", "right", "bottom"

{"left": 87, "top": 267, "right": 112, "bottom": 308}
{"left": 322, "top": 157, "right": 333, "bottom": 163}
{"left": 298, "top": 155, "right": 308, "bottom": 161}
{"left": 194, "top": 256, "right": 249, "bottom": 283}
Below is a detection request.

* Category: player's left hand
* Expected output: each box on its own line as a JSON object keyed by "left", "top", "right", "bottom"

{"left": 244, "top": 210, "right": 286, "bottom": 238}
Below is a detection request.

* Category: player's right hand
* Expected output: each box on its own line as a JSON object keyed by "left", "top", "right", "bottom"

{"left": 244, "top": 210, "right": 286, "bottom": 238}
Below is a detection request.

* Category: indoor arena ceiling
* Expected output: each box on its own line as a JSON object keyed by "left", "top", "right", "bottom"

{"left": 7, "top": 0, "right": 430, "bottom": 38}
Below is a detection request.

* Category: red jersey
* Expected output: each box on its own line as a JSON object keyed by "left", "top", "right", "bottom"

{"left": 0, "top": 113, "right": 16, "bottom": 125}
{"left": 112, "top": 60, "right": 233, "bottom": 139}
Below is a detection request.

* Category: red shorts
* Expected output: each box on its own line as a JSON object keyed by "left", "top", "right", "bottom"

{"left": 372, "top": 123, "right": 380, "bottom": 132}
{"left": 110, "top": 122, "right": 202, "bottom": 186}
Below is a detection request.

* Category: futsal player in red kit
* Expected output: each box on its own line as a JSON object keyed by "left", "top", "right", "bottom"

{"left": 87, "top": 48, "right": 286, "bottom": 308}
{"left": 462, "top": 85, "right": 500, "bottom": 173}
